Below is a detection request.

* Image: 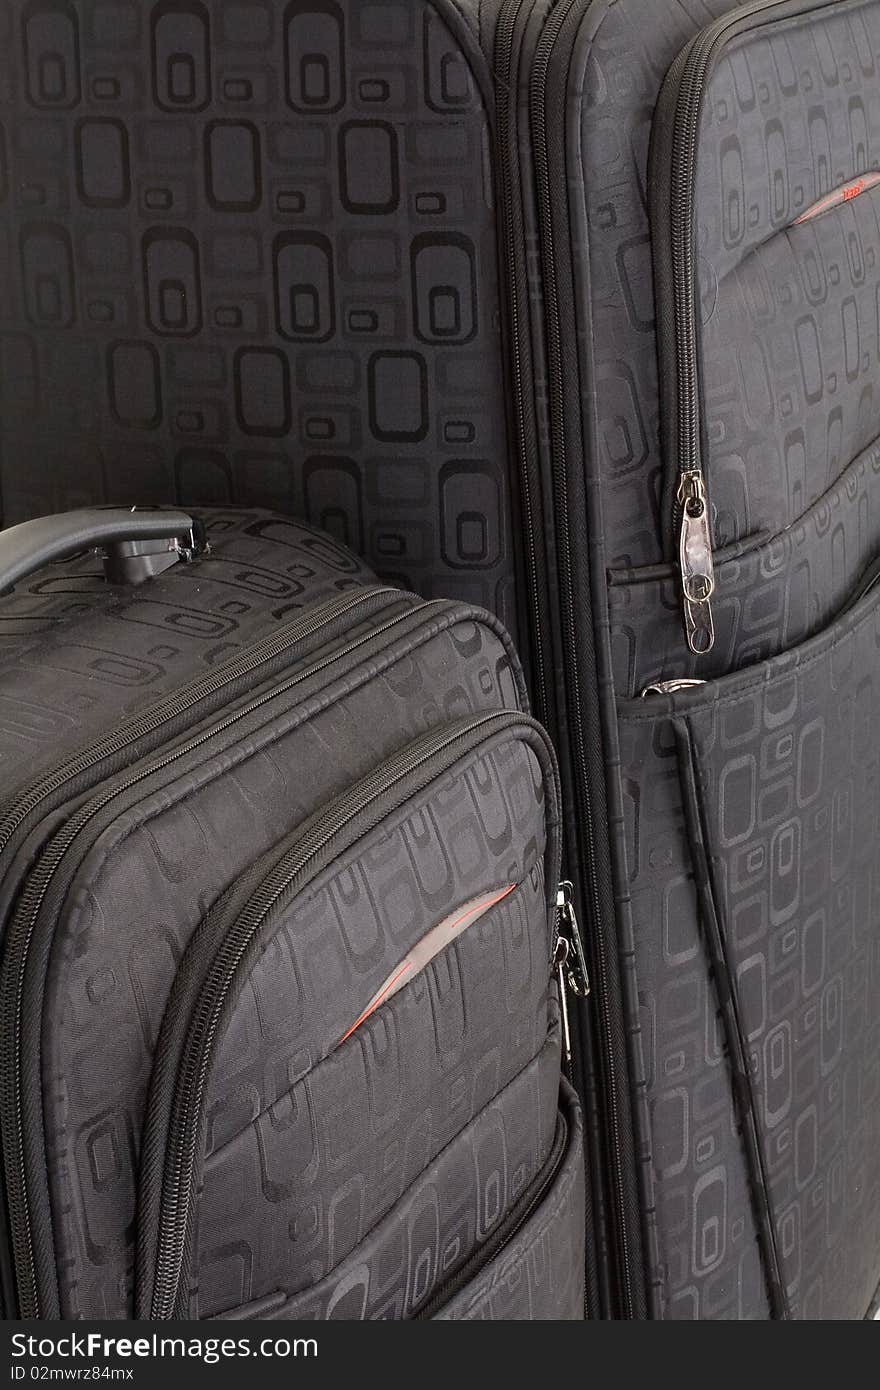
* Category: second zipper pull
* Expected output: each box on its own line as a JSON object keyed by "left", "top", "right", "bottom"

{"left": 678, "top": 470, "right": 716, "bottom": 656}
{"left": 554, "top": 882, "right": 589, "bottom": 1066}
{"left": 556, "top": 882, "right": 590, "bottom": 995}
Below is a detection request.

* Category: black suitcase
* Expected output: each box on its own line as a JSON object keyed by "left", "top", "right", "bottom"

{"left": 0, "top": 506, "right": 585, "bottom": 1319}
{"left": 2, "top": 0, "right": 879, "bottom": 1321}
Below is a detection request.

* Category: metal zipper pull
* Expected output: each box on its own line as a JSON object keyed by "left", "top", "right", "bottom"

{"left": 554, "top": 935, "right": 574, "bottom": 1064}
{"left": 554, "top": 882, "right": 590, "bottom": 1065}
{"left": 641, "top": 678, "right": 707, "bottom": 698}
{"left": 678, "top": 470, "right": 716, "bottom": 656}
{"left": 556, "top": 882, "right": 590, "bottom": 997}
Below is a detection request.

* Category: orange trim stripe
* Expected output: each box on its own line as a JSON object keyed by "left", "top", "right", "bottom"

{"left": 339, "top": 963, "right": 414, "bottom": 1046}
{"left": 338, "top": 883, "right": 517, "bottom": 1047}
{"left": 793, "top": 171, "right": 880, "bottom": 225}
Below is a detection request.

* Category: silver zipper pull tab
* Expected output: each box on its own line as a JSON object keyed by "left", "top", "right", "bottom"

{"left": 641, "top": 678, "right": 708, "bottom": 698}
{"left": 678, "top": 470, "right": 716, "bottom": 656}
{"left": 556, "top": 882, "right": 590, "bottom": 998}
{"left": 554, "top": 883, "right": 590, "bottom": 1067}
{"left": 554, "top": 935, "right": 574, "bottom": 1065}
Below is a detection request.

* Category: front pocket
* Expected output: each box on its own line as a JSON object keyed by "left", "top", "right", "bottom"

{"left": 136, "top": 713, "right": 564, "bottom": 1320}
{"left": 651, "top": 0, "right": 880, "bottom": 658}
{"left": 619, "top": 580, "right": 880, "bottom": 1319}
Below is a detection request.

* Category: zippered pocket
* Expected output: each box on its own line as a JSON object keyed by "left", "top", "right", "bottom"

{"left": 137, "top": 714, "right": 567, "bottom": 1320}
{"left": 618, "top": 575, "right": 880, "bottom": 1319}
{"left": 651, "top": 0, "right": 880, "bottom": 656}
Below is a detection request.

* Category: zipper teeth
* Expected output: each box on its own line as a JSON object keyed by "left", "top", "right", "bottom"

{"left": 663, "top": 0, "right": 840, "bottom": 648}
{"left": 531, "top": 0, "right": 637, "bottom": 1318}
{"left": 415, "top": 1111, "right": 569, "bottom": 1320}
{"left": 0, "top": 592, "right": 440, "bottom": 1319}
{"left": 149, "top": 711, "right": 518, "bottom": 1320}
{"left": 669, "top": 0, "right": 832, "bottom": 523}
{"left": 495, "top": 0, "right": 550, "bottom": 728}
{"left": 0, "top": 586, "right": 400, "bottom": 860}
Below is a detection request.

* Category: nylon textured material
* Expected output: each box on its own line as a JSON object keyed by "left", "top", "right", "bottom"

{"left": 576, "top": 0, "right": 757, "bottom": 575}
{"left": 187, "top": 738, "right": 556, "bottom": 1316}
{"left": 0, "top": 0, "right": 518, "bottom": 631}
{"left": 3, "top": 0, "right": 880, "bottom": 1324}
{"left": 0, "top": 507, "right": 376, "bottom": 796}
{"left": 567, "top": 0, "right": 880, "bottom": 1318}
{"left": 695, "top": 3, "right": 880, "bottom": 554}
{"left": 222, "top": 1076, "right": 585, "bottom": 1321}
{"left": 436, "top": 1082, "right": 586, "bottom": 1320}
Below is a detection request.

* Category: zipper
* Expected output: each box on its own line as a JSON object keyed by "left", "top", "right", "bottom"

{"left": 639, "top": 544, "right": 880, "bottom": 700}
{"left": 142, "top": 712, "right": 547, "bottom": 1319}
{"left": 678, "top": 471, "right": 716, "bottom": 655}
{"left": 554, "top": 880, "right": 590, "bottom": 1066}
{"left": 656, "top": 0, "right": 838, "bottom": 656}
{"left": 531, "top": 0, "right": 642, "bottom": 1319}
{"left": 494, "top": 0, "right": 551, "bottom": 726}
{"left": 641, "top": 678, "right": 707, "bottom": 698}
{"left": 0, "top": 585, "right": 403, "bottom": 868}
{"left": 0, "top": 590, "right": 457, "bottom": 1319}
{"left": 415, "top": 1108, "right": 569, "bottom": 1319}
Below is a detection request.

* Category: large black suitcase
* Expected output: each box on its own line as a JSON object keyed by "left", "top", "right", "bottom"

{"left": 2, "top": 0, "right": 879, "bottom": 1320}
{"left": 0, "top": 506, "right": 585, "bottom": 1319}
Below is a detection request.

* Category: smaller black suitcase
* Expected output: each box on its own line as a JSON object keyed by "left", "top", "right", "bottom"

{"left": 0, "top": 506, "right": 586, "bottom": 1321}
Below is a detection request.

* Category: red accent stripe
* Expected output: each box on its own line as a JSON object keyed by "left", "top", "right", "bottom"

{"left": 338, "top": 883, "right": 517, "bottom": 1046}
{"left": 339, "top": 963, "right": 414, "bottom": 1046}
{"left": 794, "top": 172, "right": 880, "bottom": 225}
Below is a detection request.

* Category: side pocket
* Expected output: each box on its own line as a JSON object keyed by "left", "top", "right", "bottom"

{"left": 620, "top": 581, "right": 880, "bottom": 1320}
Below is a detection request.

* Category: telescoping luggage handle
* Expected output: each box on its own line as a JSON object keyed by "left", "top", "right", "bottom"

{"left": 0, "top": 507, "right": 208, "bottom": 594}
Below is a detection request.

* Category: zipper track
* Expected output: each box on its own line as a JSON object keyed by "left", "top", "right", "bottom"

{"left": 494, "top": 0, "right": 601, "bottom": 1321}
{"left": 0, "top": 586, "right": 402, "bottom": 867}
{"left": 0, "top": 592, "right": 453, "bottom": 1318}
{"left": 657, "top": 0, "right": 844, "bottom": 652}
{"left": 494, "top": 0, "right": 550, "bottom": 728}
{"left": 665, "top": 0, "right": 819, "bottom": 511}
{"left": 415, "top": 1108, "right": 569, "bottom": 1319}
{"left": 144, "top": 711, "right": 538, "bottom": 1319}
{"left": 530, "top": 0, "right": 640, "bottom": 1319}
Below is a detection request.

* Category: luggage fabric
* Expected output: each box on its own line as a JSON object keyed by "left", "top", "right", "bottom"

{"left": 0, "top": 507, "right": 584, "bottom": 1320}
{"left": 2, "top": 0, "right": 880, "bottom": 1321}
